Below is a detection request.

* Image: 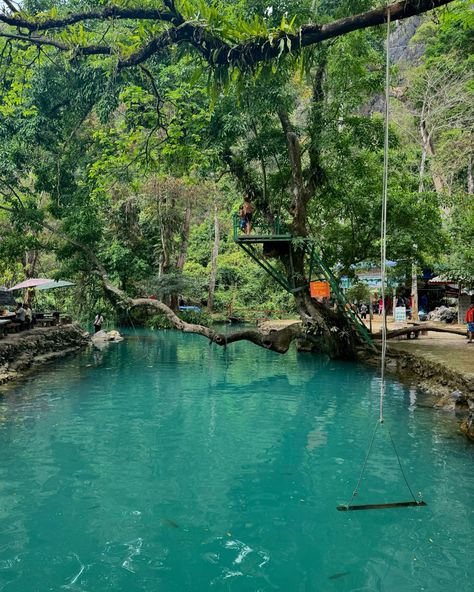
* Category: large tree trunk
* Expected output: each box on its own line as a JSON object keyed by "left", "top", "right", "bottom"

{"left": 176, "top": 200, "right": 192, "bottom": 271}
{"left": 207, "top": 203, "right": 220, "bottom": 312}
{"left": 468, "top": 154, "right": 473, "bottom": 195}
{"left": 411, "top": 263, "right": 418, "bottom": 321}
{"left": 419, "top": 122, "right": 446, "bottom": 194}
{"left": 278, "top": 110, "right": 309, "bottom": 236}
{"left": 277, "top": 106, "right": 362, "bottom": 358}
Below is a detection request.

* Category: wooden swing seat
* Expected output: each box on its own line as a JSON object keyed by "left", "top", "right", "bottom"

{"left": 337, "top": 501, "right": 427, "bottom": 511}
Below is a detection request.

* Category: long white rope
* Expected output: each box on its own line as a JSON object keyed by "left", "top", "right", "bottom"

{"left": 379, "top": 8, "right": 391, "bottom": 425}
{"left": 344, "top": 10, "right": 421, "bottom": 509}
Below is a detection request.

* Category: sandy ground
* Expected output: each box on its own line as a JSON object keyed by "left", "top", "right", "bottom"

{"left": 366, "top": 318, "right": 473, "bottom": 380}
{"left": 387, "top": 329, "right": 473, "bottom": 380}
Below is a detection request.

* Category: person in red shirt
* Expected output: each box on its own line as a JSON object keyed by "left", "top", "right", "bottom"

{"left": 465, "top": 303, "right": 474, "bottom": 344}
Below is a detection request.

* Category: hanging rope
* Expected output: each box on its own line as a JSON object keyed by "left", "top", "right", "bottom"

{"left": 387, "top": 428, "right": 419, "bottom": 503}
{"left": 347, "top": 420, "right": 380, "bottom": 507}
{"left": 379, "top": 7, "right": 391, "bottom": 425}
{"left": 338, "top": 10, "right": 426, "bottom": 511}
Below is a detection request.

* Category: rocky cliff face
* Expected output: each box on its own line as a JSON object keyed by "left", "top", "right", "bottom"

{"left": 0, "top": 324, "right": 90, "bottom": 385}
{"left": 361, "top": 15, "right": 423, "bottom": 116}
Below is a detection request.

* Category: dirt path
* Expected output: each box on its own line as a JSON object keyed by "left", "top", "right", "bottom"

{"left": 388, "top": 330, "right": 473, "bottom": 381}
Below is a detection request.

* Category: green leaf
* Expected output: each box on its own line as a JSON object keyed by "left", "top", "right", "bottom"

{"left": 277, "top": 38, "right": 285, "bottom": 59}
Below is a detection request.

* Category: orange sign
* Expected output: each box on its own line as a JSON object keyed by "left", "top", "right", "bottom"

{"left": 310, "top": 281, "right": 330, "bottom": 299}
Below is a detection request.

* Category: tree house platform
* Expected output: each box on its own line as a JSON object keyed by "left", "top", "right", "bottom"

{"left": 232, "top": 214, "right": 292, "bottom": 243}
{"left": 232, "top": 214, "right": 374, "bottom": 347}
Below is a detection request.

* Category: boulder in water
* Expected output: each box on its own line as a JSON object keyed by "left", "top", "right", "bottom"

{"left": 107, "top": 330, "right": 123, "bottom": 342}
{"left": 92, "top": 329, "right": 124, "bottom": 344}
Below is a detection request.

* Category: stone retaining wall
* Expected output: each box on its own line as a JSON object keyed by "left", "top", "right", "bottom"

{"left": 0, "top": 324, "right": 90, "bottom": 385}
{"left": 387, "top": 350, "right": 474, "bottom": 442}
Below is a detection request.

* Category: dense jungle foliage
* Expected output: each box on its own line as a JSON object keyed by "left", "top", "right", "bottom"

{"left": 0, "top": 0, "right": 472, "bottom": 328}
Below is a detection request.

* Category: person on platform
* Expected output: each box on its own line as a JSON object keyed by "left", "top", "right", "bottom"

{"left": 238, "top": 205, "right": 247, "bottom": 232}
{"left": 240, "top": 197, "right": 255, "bottom": 235}
{"left": 465, "top": 302, "right": 474, "bottom": 344}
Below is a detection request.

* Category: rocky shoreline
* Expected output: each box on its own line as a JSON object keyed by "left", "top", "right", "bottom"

{"left": 1, "top": 321, "right": 472, "bottom": 442}
{"left": 0, "top": 324, "right": 91, "bottom": 386}
{"left": 386, "top": 348, "right": 474, "bottom": 442}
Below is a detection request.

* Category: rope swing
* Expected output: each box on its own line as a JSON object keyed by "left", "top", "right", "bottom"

{"left": 337, "top": 9, "right": 426, "bottom": 512}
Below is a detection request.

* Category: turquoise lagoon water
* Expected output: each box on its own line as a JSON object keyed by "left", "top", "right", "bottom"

{"left": 0, "top": 329, "right": 472, "bottom": 591}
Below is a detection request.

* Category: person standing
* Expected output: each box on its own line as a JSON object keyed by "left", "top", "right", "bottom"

{"left": 240, "top": 197, "right": 255, "bottom": 235}
{"left": 359, "top": 303, "right": 368, "bottom": 320}
{"left": 15, "top": 303, "right": 26, "bottom": 329}
{"left": 420, "top": 293, "right": 429, "bottom": 312}
{"left": 93, "top": 312, "right": 104, "bottom": 333}
{"left": 465, "top": 303, "right": 474, "bottom": 344}
{"left": 24, "top": 303, "right": 33, "bottom": 329}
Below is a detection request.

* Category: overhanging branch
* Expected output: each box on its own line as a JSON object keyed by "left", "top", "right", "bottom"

{"left": 0, "top": 0, "right": 456, "bottom": 69}
{"left": 0, "top": 4, "right": 179, "bottom": 31}
{"left": 0, "top": 201, "right": 304, "bottom": 353}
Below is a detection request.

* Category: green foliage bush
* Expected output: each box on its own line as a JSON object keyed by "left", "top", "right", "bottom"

{"left": 146, "top": 310, "right": 213, "bottom": 330}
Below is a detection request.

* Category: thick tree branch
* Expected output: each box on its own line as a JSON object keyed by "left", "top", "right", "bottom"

{"left": 1, "top": 1, "right": 18, "bottom": 14}
{"left": 0, "top": 0, "right": 456, "bottom": 69}
{"left": 0, "top": 32, "right": 112, "bottom": 55}
{"left": 0, "top": 5, "right": 178, "bottom": 30}
{"left": 382, "top": 323, "right": 467, "bottom": 340}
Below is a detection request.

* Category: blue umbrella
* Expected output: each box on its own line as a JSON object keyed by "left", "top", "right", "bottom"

{"left": 36, "top": 280, "right": 75, "bottom": 291}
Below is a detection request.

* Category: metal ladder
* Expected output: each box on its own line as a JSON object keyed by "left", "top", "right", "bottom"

{"left": 310, "top": 249, "right": 374, "bottom": 347}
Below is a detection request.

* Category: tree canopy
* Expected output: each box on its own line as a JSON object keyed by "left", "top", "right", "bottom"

{"left": 0, "top": 0, "right": 471, "bottom": 356}
{"left": 0, "top": 1, "right": 456, "bottom": 69}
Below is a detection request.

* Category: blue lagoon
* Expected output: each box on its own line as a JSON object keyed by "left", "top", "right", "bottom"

{"left": 0, "top": 330, "right": 472, "bottom": 591}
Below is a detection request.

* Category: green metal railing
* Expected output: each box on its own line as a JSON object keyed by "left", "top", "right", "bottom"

{"left": 232, "top": 213, "right": 291, "bottom": 241}
{"left": 310, "top": 249, "right": 374, "bottom": 347}
{"left": 231, "top": 223, "right": 374, "bottom": 347}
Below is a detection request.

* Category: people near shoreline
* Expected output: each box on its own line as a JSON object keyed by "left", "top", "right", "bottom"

{"left": 239, "top": 197, "right": 255, "bottom": 235}
{"left": 378, "top": 297, "right": 383, "bottom": 316}
{"left": 465, "top": 302, "right": 474, "bottom": 344}
{"left": 15, "top": 302, "right": 26, "bottom": 328}
{"left": 93, "top": 312, "right": 104, "bottom": 333}
{"left": 24, "top": 303, "right": 33, "bottom": 329}
{"left": 420, "top": 293, "right": 429, "bottom": 313}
